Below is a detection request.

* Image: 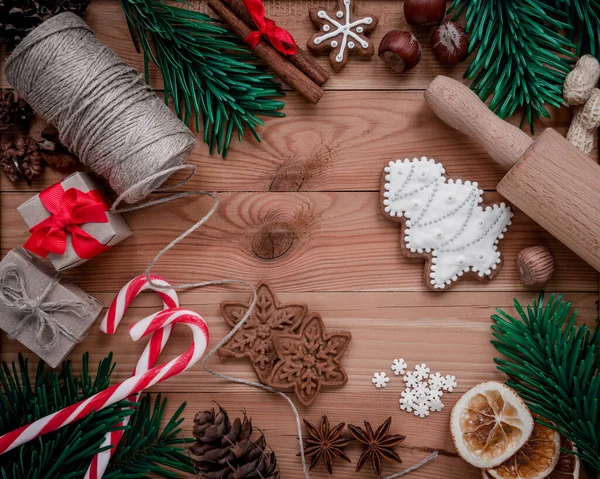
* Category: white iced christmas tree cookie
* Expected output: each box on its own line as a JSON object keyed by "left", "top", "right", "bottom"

{"left": 381, "top": 157, "right": 513, "bottom": 290}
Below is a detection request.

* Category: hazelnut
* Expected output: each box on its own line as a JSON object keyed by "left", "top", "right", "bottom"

{"left": 404, "top": 0, "right": 446, "bottom": 26}
{"left": 431, "top": 21, "right": 469, "bottom": 64}
{"left": 517, "top": 246, "right": 555, "bottom": 287}
{"left": 378, "top": 30, "right": 422, "bottom": 73}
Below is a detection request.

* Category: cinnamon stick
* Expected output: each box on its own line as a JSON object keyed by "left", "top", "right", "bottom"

{"left": 221, "top": 0, "right": 330, "bottom": 86}
{"left": 207, "top": 0, "right": 324, "bottom": 104}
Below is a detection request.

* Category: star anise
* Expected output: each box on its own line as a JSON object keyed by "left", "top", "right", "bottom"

{"left": 302, "top": 415, "right": 353, "bottom": 474}
{"left": 348, "top": 417, "right": 405, "bottom": 478}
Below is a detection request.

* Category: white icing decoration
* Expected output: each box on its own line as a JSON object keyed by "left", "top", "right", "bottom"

{"left": 383, "top": 157, "right": 513, "bottom": 289}
{"left": 312, "top": 0, "right": 373, "bottom": 65}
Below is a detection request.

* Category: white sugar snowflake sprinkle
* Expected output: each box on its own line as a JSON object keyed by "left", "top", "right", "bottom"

{"left": 426, "top": 388, "right": 443, "bottom": 402}
{"left": 414, "top": 402, "right": 430, "bottom": 418}
{"left": 429, "top": 400, "right": 444, "bottom": 412}
{"left": 414, "top": 363, "right": 430, "bottom": 380}
{"left": 443, "top": 375, "right": 457, "bottom": 392}
{"left": 403, "top": 371, "right": 420, "bottom": 388}
{"left": 428, "top": 372, "right": 445, "bottom": 390}
{"left": 413, "top": 382, "right": 429, "bottom": 399}
{"left": 400, "top": 388, "right": 418, "bottom": 402}
{"left": 399, "top": 396, "right": 415, "bottom": 412}
{"left": 391, "top": 358, "right": 408, "bottom": 376}
{"left": 372, "top": 372, "right": 389, "bottom": 388}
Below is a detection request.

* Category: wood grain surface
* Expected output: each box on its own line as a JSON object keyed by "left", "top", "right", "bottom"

{"left": 0, "top": 1, "right": 597, "bottom": 479}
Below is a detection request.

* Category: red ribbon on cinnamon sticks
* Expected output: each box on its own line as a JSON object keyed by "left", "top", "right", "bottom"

{"left": 243, "top": 0, "right": 296, "bottom": 55}
{"left": 24, "top": 183, "right": 110, "bottom": 259}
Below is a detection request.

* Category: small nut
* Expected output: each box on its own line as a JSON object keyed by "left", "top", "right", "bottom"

{"left": 403, "top": 0, "right": 446, "bottom": 26}
{"left": 517, "top": 246, "right": 555, "bottom": 287}
{"left": 431, "top": 21, "right": 469, "bottom": 65}
{"left": 567, "top": 88, "right": 600, "bottom": 156}
{"left": 378, "top": 30, "right": 422, "bottom": 73}
{"left": 563, "top": 55, "right": 600, "bottom": 106}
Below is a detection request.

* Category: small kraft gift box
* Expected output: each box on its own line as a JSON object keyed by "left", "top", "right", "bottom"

{"left": 0, "top": 247, "right": 103, "bottom": 368}
{"left": 18, "top": 172, "right": 131, "bottom": 271}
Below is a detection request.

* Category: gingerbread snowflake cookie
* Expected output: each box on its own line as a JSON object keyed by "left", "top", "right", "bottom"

{"left": 381, "top": 157, "right": 513, "bottom": 290}
{"left": 307, "top": 0, "right": 379, "bottom": 72}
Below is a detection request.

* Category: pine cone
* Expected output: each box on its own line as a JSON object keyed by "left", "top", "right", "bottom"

{"left": 190, "top": 406, "right": 280, "bottom": 479}
{"left": 13, "top": 97, "right": 34, "bottom": 130}
{"left": 39, "top": 124, "right": 79, "bottom": 169}
{"left": 0, "top": 136, "right": 44, "bottom": 184}
{"left": 0, "top": 89, "right": 16, "bottom": 130}
{"left": 0, "top": 0, "right": 92, "bottom": 49}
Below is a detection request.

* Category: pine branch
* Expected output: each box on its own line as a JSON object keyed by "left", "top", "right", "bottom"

{"left": 449, "top": 0, "right": 575, "bottom": 132}
{"left": 0, "top": 353, "right": 134, "bottom": 479}
{"left": 556, "top": 0, "right": 600, "bottom": 58}
{"left": 120, "top": 0, "right": 285, "bottom": 157}
{"left": 105, "top": 393, "right": 193, "bottom": 479}
{"left": 491, "top": 293, "right": 600, "bottom": 478}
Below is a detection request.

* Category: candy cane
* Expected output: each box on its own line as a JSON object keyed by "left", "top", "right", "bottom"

{"left": 86, "top": 275, "right": 180, "bottom": 479}
{"left": 0, "top": 308, "right": 209, "bottom": 455}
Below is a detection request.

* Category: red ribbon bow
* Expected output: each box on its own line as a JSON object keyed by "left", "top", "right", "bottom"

{"left": 243, "top": 0, "right": 297, "bottom": 55}
{"left": 24, "top": 183, "right": 110, "bottom": 260}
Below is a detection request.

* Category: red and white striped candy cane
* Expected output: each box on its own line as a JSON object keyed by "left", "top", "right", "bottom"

{"left": 86, "top": 275, "right": 180, "bottom": 479}
{"left": 0, "top": 308, "right": 209, "bottom": 455}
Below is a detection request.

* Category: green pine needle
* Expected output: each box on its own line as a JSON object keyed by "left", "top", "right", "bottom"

{"left": 120, "top": 0, "right": 286, "bottom": 157}
{"left": 105, "top": 394, "right": 193, "bottom": 478}
{"left": 0, "top": 353, "right": 193, "bottom": 478}
{"left": 449, "top": 0, "right": 575, "bottom": 132}
{"left": 491, "top": 293, "right": 600, "bottom": 478}
{"left": 557, "top": 0, "right": 600, "bottom": 58}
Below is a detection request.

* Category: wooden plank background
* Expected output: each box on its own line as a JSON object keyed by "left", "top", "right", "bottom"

{"left": 0, "top": 1, "right": 597, "bottom": 478}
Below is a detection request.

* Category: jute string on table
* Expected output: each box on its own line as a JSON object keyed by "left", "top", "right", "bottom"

{"left": 4, "top": 13, "right": 195, "bottom": 205}
{"left": 3, "top": 12, "right": 437, "bottom": 477}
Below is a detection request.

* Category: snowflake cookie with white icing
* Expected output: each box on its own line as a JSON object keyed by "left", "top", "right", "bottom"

{"left": 381, "top": 157, "right": 513, "bottom": 291}
{"left": 307, "top": 0, "right": 379, "bottom": 72}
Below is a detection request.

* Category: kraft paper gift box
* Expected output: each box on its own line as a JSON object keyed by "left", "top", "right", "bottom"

{"left": 0, "top": 247, "right": 103, "bottom": 368}
{"left": 18, "top": 172, "right": 131, "bottom": 271}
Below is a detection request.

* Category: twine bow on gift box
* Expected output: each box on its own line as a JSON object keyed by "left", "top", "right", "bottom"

{"left": 243, "top": 0, "right": 296, "bottom": 55}
{"left": 0, "top": 266, "right": 86, "bottom": 350}
{"left": 24, "top": 182, "right": 110, "bottom": 259}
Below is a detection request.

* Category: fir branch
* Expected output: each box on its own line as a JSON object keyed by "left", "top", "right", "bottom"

{"left": 491, "top": 293, "right": 600, "bottom": 478}
{"left": 0, "top": 353, "right": 133, "bottom": 479}
{"left": 120, "top": 0, "right": 285, "bottom": 157}
{"left": 0, "top": 354, "right": 192, "bottom": 478}
{"left": 105, "top": 394, "right": 193, "bottom": 479}
{"left": 449, "top": 0, "right": 575, "bottom": 131}
{"left": 557, "top": 0, "right": 600, "bottom": 58}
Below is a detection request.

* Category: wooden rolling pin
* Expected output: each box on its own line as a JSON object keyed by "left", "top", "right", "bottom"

{"left": 425, "top": 75, "right": 600, "bottom": 271}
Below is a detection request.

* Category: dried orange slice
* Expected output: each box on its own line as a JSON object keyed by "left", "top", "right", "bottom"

{"left": 451, "top": 382, "right": 534, "bottom": 468}
{"left": 487, "top": 417, "right": 560, "bottom": 479}
{"left": 548, "top": 437, "right": 579, "bottom": 479}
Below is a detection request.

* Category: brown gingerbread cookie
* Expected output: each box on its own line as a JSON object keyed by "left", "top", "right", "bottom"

{"left": 307, "top": 0, "right": 379, "bottom": 72}
{"left": 381, "top": 157, "right": 513, "bottom": 291}
{"left": 269, "top": 313, "right": 351, "bottom": 407}
{"left": 218, "top": 282, "right": 307, "bottom": 383}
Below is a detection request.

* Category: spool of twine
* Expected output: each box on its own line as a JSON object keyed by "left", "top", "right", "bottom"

{"left": 4, "top": 13, "right": 196, "bottom": 204}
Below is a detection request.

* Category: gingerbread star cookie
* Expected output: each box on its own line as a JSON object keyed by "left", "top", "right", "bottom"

{"left": 269, "top": 313, "right": 352, "bottom": 407}
{"left": 218, "top": 282, "right": 307, "bottom": 383}
{"left": 307, "top": 0, "right": 379, "bottom": 72}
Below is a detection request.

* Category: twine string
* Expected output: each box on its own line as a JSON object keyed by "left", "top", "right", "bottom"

{"left": 4, "top": 13, "right": 196, "bottom": 205}
{"left": 0, "top": 266, "right": 86, "bottom": 350}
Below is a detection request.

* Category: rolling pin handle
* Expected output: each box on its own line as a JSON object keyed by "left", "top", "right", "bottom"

{"left": 424, "top": 76, "right": 534, "bottom": 170}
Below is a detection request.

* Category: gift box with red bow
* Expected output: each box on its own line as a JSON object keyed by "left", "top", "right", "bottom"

{"left": 18, "top": 172, "right": 132, "bottom": 271}
{"left": 0, "top": 247, "right": 103, "bottom": 368}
